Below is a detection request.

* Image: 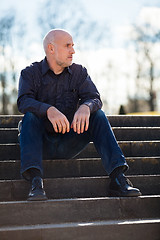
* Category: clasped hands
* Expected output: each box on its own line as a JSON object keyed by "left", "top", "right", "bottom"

{"left": 47, "top": 104, "right": 90, "bottom": 134}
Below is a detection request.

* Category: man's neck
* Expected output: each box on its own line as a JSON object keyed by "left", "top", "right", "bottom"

{"left": 49, "top": 64, "right": 64, "bottom": 75}
{"left": 46, "top": 57, "right": 64, "bottom": 75}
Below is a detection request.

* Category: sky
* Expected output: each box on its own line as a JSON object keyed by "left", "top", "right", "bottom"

{"left": 1, "top": 0, "right": 159, "bottom": 51}
{"left": 1, "top": 0, "right": 160, "bottom": 113}
{"left": 1, "top": 0, "right": 159, "bottom": 46}
{"left": 0, "top": 0, "right": 158, "bottom": 59}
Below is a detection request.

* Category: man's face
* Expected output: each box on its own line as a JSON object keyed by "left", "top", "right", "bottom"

{"left": 53, "top": 33, "right": 75, "bottom": 68}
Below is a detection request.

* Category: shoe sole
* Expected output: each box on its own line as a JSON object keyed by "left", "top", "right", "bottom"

{"left": 109, "top": 190, "right": 142, "bottom": 197}
{"left": 27, "top": 195, "right": 48, "bottom": 201}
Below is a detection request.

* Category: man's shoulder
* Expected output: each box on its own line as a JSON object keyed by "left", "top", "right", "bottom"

{"left": 70, "top": 63, "right": 85, "bottom": 70}
{"left": 21, "top": 59, "right": 43, "bottom": 74}
{"left": 70, "top": 63, "right": 87, "bottom": 76}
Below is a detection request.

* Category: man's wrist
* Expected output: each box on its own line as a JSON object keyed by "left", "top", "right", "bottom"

{"left": 81, "top": 103, "right": 91, "bottom": 112}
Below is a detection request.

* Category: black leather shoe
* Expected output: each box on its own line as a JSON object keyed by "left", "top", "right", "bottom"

{"left": 27, "top": 176, "right": 48, "bottom": 201}
{"left": 109, "top": 173, "right": 142, "bottom": 197}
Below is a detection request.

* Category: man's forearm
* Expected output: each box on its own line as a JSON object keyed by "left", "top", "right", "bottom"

{"left": 17, "top": 95, "right": 51, "bottom": 118}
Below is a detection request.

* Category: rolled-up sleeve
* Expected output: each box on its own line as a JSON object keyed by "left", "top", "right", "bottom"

{"left": 17, "top": 69, "right": 51, "bottom": 118}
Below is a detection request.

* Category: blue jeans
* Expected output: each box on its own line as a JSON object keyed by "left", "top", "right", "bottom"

{"left": 20, "top": 110, "right": 128, "bottom": 179}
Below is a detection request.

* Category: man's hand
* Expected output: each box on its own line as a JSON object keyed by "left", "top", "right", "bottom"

{"left": 47, "top": 106, "right": 70, "bottom": 134}
{"left": 71, "top": 104, "right": 90, "bottom": 134}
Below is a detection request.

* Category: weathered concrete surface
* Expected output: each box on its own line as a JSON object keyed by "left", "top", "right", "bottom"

{"left": 0, "top": 220, "right": 160, "bottom": 240}
{"left": 1, "top": 141, "right": 160, "bottom": 160}
{"left": 0, "top": 196, "right": 160, "bottom": 227}
{"left": 1, "top": 115, "right": 160, "bottom": 127}
{"left": 0, "top": 115, "right": 160, "bottom": 239}
{"left": 0, "top": 157, "right": 160, "bottom": 180}
{"left": 0, "top": 175, "right": 159, "bottom": 201}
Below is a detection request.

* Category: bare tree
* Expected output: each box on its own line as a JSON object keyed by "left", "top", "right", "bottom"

{"left": 0, "top": 12, "right": 15, "bottom": 114}
{"left": 131, "top": 23, "right": 160, "bottom": 111}
{"left": 38, "top": 0, "right": 109, "bottom": 50}
{"left": 0, "top": 10, "right": 25, "bottom": 114}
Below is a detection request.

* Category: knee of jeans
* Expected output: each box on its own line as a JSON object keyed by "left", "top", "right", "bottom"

{"left": 91, "top": 109, "right": 106, "bottom": 120}
{"left": 90, "top": 110, "right": 111, "bottom": 129}
{"left": 24, "top": 112, "right": 37, "bottom": 121}
{"left": 23, "top": 112, "right": 40, "bottom": 124}
{"left": 22, "top": 112, "right": 43, "bottom": 131}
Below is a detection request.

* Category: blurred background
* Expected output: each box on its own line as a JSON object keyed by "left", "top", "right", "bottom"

{"left": 0, "top": 0, "right": 160, "bottom": 115}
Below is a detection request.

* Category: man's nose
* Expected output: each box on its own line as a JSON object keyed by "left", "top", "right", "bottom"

{"left": 71, "top": 46, "right": 75, "bottom": 54}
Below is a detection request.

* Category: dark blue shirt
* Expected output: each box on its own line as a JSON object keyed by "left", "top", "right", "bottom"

{"left": 17, "top": 58, "right": 102, "bottom": 126}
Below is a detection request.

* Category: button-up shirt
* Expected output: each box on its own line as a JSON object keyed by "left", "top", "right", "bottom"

{"left": 17, "top": 57, "right": 102, "bottom": 125}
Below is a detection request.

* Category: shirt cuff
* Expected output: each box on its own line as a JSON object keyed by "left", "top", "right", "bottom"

{"left": 39, "top": 103, "right": 52, "bottom": 117}
{"left": 82, "top": 101, "right": 93, "bottom": 113}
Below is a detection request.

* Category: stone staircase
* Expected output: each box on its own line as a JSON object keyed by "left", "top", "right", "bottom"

{"left": 0, "top": 115, "right": 160, "bottom": 240}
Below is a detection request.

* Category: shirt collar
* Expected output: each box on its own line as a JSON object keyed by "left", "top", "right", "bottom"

{"left": 42, "top": 57, "right": 72, "bottom": 76}
{"left": 67, "top": 66, "right": 72, "bottom": 74}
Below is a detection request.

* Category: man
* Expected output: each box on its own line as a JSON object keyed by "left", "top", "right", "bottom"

{"left": 17, "top": 29, "right": 141, "bottom": 201}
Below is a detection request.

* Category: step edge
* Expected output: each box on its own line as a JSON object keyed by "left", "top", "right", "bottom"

{"left": 1, "top": 140, "right": 160, "bottom": 146}
{"left": 0, "top": 174, "right": 159, "bottom": 182}
{"left": 1, "top": 156, "right": 160, "bottom": 162}
{"left": 0, "top": 218, "right": 160, "bottom": 231}
{"left": 2, "top": 127, "right": 160, "bottom": 130}
{"left": 0, "top": 195, "right": 160, "bottom": 205}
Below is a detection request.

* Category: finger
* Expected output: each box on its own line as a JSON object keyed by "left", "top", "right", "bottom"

{"left": 56, "top": 121, "right": 62, "bottom": 133}
{"left": 52, "top": 122, "right": 58, "bottom": 133}
{"left": 80, "top": 120, "right": 85, "bottom": 133}
{"left": 65, "top": 119, "right": 70, "bottom": 133}
{"left": 72, "top": 118, "right": 77, "bottom": 132}
{"left": 61, "top": 119, "right": 69, "bottom": 134}
{"left": 76, "top": 120, "right": 81, "bottom": 134}
{"left": 61, "top": 121, "right": 66, "bottom": 134}
{"left": 59, "top": 118, "right": 70, "bottom": 134}
{"left": 85, "top": 118, "right": 89, "bottom": 131}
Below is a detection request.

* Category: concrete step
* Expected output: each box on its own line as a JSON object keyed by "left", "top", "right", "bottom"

{"left": 0, "top": 128, "right": 18, "bottom": 144}
{"left": 0, "top": 175, "right": 159, "bottom": 201}
{"left": 0, "top": 219, "right": 160, "bottom": 240}
{"left": 0, "top": 157, "right": 159, "bottom": 180}
{"left": 1, "top": 141, "right": 160, "bottom": 160}
{"left": 0, "top": 115, "right": 22, "bottom": 128}
{"left": 65, "top": 141, "right": 160, "bottom": 158}
{"left": 1, "top": 127, "right": 160, "bottom": 144}
{"left": 113, "top": 127, "right": 160, "bottom": 141}
{"left": 0, "top": 115, "right": 160, "bottom": 240}
{"left": 108, "top": 115, "right": 160, "bottom": 127}
{"left": 1, "top": 115, "right": 160, "bottom": 128}
{"left": 0, "top": 196, "right": 160, "bottom": 227}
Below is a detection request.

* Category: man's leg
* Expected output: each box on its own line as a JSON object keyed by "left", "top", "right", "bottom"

{"left": 88, "top": 109, "right": 128, "bottom": 175}
{"left": 19, "top": 112, "right": 47, "bottom": 200}
{"left": 43, "top": 110, "right": 141, "bottom": 197}
{"left": 19, "top": 112, "right": 91, "bottom": 201}
{"left": 88, "top": 110, "right": 141, "bottom": 197}
{"left": 43, "top": 128, "right": 91, "bottom": 160}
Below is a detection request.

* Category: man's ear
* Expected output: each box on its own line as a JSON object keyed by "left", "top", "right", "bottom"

{"left": 48, "top": 43, "right": 54, "bottom": 54}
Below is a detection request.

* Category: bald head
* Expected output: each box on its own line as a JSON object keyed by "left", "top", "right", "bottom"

{"left": 42, "top": 29, "right": 75, "bottom": 73}
{"left": 43, "top": 29, "right": 72, "bottom": 54}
